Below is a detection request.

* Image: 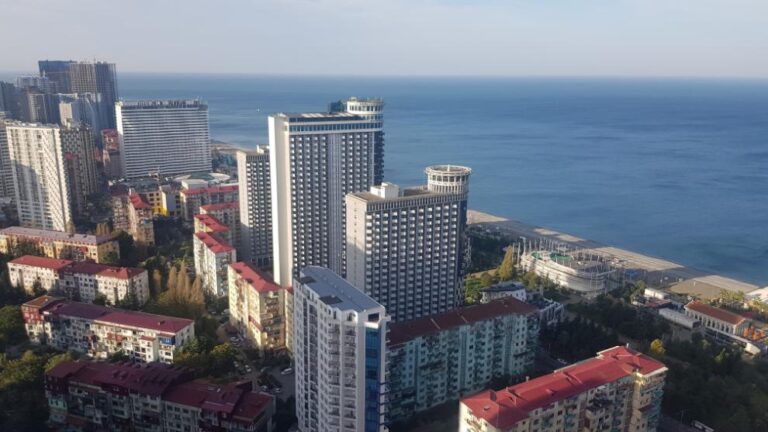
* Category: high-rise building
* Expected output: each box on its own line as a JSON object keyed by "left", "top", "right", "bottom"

{"left": 459, "top": 346, "right": 668, "bottom": 432}
{"left": 0, "top": 119, "right": 15, "bottom": 199}
{"left": 38, "top": 60, "right": 74, "bottom": 93}
{"left": 60, "top": 125, "right": 99, "bottom": 217}
{"left": 18, "top": 90, "right": 60, "bottom": 124}
{"left": 16, "top": 75, "right": 57, "bottom": 93}
{"left": 58, "top": 92, "right": 108, "bottom": 136}
{"left": 116, "top": 100, "right": 211, "bottom": 179}
{"left": 0, "top": 81, "right": 20, "bottom": 119}
{"left": 67, "top": 61, "right": 118, "bottom": 128}
{"left": 269, "top": 98, "right": 384, "bottom": 286}
{"left": 345, "top": 165, "right": 471, "bottom": 322}
{"left": 293, "top": 266, "right": 388, "bottom": 432}
{"left": 237, "top": 146, "right": 272, "bottom": 268}
{"left": 5, "top": 122, "right": 73, "bottom": 231}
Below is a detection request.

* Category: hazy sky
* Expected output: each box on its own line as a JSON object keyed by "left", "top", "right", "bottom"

{"left": 2, "top": 0, "right": 767, "bottom": 77}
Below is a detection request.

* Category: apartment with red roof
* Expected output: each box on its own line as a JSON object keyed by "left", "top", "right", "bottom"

{"left": 45, "top": 360, "right": 275, "bottom": 431}
{"left": 112, "top": 191, "right": 156, "bottom": 246}
{"left": 0, "top": 226, "right": 119, "bottom": 263}
{"left": 23, "top": 296, "right": 194, "bottom": 364}
{"left": 193, "top": 232, "right": 237, "bottom": 297}
{"left": 684, "top": 300, "right": 766, "bottom": 355}
{"left": 459, "top": 346, "right": 667, "bottom": 432}
{"left": 180, "top": 183, "right": 238, "bottom": 220}
{"left": 387, "top": 297, "right": 540, "bottom": 422}
{"left": 227, "top": 262, "right": 286, "bottom": 351}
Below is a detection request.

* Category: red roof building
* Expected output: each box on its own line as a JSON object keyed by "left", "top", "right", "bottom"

{"left": 194, "top": 232, "right": 235, "bottom": 254}
{"left": 194, "top": 214, "right": 230, "bottom": 234}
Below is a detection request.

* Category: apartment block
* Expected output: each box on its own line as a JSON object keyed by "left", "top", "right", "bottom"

{"left": 23, "top": 296, "right": 193, "bottom": 363}
{"left": 45, "top": 361, "right": 275, "bottom": 431}
{"left": 292, "top": 266, "right": 388, "bottom": 432}
{"left": 459, "top": 346, "right": 667, "bottom": 432}
{"left": 237, "top": 147, "right": 272, "bottom": 268}
{"left": 193, "top": 232, "right": 237, "bottom": 297}
{"left": 180, "top": 183, "right": 238, "bottom": 220}
{"left": 388, "top": 297, "right": 539, "bottom": 422}
{"left": 112, "top": 191, "right": 155, "bottom": 246}
{"left": 345, "top": 165, "right": 471, "bottom": 322}
{"left": 228, "top": 262, "right": 286, "bottom": 351}
{"left": 9, "top": 255, "right": 149, "bottom": 305}
{"left": 60, "top": 125, "right": 99, "bottom": 217}
{"left": 201, "top": 201, "right": 240, "bottom": 249}
{"left": 0, "top": 226, "right": 119, "bottom": 263}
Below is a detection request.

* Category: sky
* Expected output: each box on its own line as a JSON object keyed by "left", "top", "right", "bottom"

{"left": 1, "top": 0, "right": 767, "bottom": 78}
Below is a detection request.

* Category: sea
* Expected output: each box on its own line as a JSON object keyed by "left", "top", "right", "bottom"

{"left": 8, "top": 72, "right": 768, "bottom": 285}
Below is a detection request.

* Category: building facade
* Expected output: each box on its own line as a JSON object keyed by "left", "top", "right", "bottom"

{"left": 345, "top": 165, "right": 471, "bottom": 322}
{"left": 387, "top": 297, "right": 539, "bottom": 422}
{"left": 60, "top": 125, "right": 99, "bottom": 217}
{"left": 293, "top": 266, "right": 388, "bottom": 432}
{"left": 116, "top": 100, "right": 211, "bottom": 178}
{"left": 180, "top": 183, "right": 238, "bottom": 220}
{"left": 228, "top": 262, "right": 286, "bottom": 351}
{"left": 45, "top": 361, "right": 275, "bottom": 432}
{"left": 459, "top": 346, "right": 667, "bottom": 432}
{"left": 113, "top": 191, "right": 156, "bottom": 246}
{"left": 0, "top": 226, "right": 119, "bottom": 262}
{"left": 67, "top": 61, "right": 118, "bottom": 128}
{"left": 5, "top": 122, "right": 73, "bottom": 231}
{"left": 201, "top": 201, "right": 240, "bottom": 249}
{"left": 269, "top": 98, "right": 384, "bottom": 286}
{"left": 9, "top": 255, "right": 149, "bottom": 305}
{"left": 237, "top": 147, "right": 272, "bottom": 268}
{"left": 193, "top": 232, "right": 237, "bottom": 297}
{"left": 0, "top": 118, "right": 15, "bottom": 199}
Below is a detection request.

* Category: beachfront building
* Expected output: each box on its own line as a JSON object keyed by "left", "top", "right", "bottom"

{"left": 684, "top": 300, "right": 766, "bottom": 355}
{"left": 8, "top": 255, "right": 149, "bottom": 304}
{"left": 112, "top": 191, "right": 155, "bottom": 246}
{"left": 45, "top": 361, "right": 276, "bottom": 431}
{"left": 388, "top": 297, "right": 539, "bottom": 423}
{"left": 193, "top": 232, "right": 236, "bottom": 297}
{"left": 23, "top": 296, "right": 193, "bottom": 363}
{"left": 228, "top": 262, "right": 286, "bottom": 351}
{"left": 345, "top": 166, "right": 471, "bottom": 322}
{"left": 237, "top": 147, "right": 272, "bottom": 268}
{"left": 520, "top": 250, "right": 615, "bottom": 294}
{"left": 5, "top": 122, "right": 73, "bottom": 231}
{"left": 116, "top": 100, "right": 211, "bottom": 178}
{"left": 293, "top": 266, "right": 388, "bottom": 432}
{"left": 460, "top": 346, "right": 668, "bottom": 432}
{"left": 269, "top": 98, "right": 384, "bottom": 286}
{"left": 0, "top": 226, "right": 118, "bottom": 262}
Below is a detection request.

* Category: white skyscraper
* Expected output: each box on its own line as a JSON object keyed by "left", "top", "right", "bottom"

{"left": 269, "top": 98, "right": 384, "bottom": 286}
{"left": 116, "top": 100, "right": 211, "bottom": 178}
{"left": 6, "top": 123, "right": 72, "bottom": 231}
{"left": 237, "top": 146, "right": 272, "bottom": 268}
{"left": 345, "top": 165, "right": 471, "bottom": 322}
{"left": 292, "top": 266, "right": 388, "bottom": 432}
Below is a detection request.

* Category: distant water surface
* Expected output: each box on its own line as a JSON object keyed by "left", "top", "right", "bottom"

{"left": 64, "top": 74, "right": 768, "bottom": 284}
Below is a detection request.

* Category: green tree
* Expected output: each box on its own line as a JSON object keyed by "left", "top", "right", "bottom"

{"left": 113, "top": 230, "right": 139, "bottom": 267}
{"left": 93, "top": 293, "right": 108, "bottom": 306}
{"left": 522, "top": 271, "right": 540, "bottom": 289}
{"left": 102, "top": 251, "right": 120, "bottom": 266}
{"left": 0, "top": 306, "right": 26, "bottom": 350}
{"left": 479, "top": 272, "right": 494, "bottom": 288}
{"left": 44, "top": 352, "right": 75, "bottom": 372}
{"left": 116, "top": 291, "right": 141, "bottom": 310}
{"left": 151, "top": 269, "right": 164, "bottom": 296}
{"left": 31, "top": 279, "right": 45, "bottom": 297}
{"left": 497, "top": 246, "right": 516, "bottom": 281}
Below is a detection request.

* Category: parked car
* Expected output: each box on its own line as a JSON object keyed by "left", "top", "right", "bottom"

{"left": 280, "top": 367, "right": 293, "bottom": 375}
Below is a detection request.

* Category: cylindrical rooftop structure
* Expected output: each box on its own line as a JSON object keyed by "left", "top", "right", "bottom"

{"left": 425, "top": 165, "right": 472, "bottom": 194}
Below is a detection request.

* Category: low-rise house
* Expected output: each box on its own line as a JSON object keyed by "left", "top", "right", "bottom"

{"left": 228, "top": 262, "right": 286, "bottom": 351}
{"left": 460, "top": 346, "right": 667, "bottom": 432}
{"left": 0, "top": 226, "right": 119, "bottom": 263}
{"left": 23, "top": 296, "right": 194, "bottom": 363}
{"left": 684, "top": 300, "right": 766, "bottom": 355}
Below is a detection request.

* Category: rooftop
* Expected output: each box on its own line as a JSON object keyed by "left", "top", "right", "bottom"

{"left": 118, "top": 99, "right": 207, "bottom": 110}
{"left": 195, "top": 232, "right": 235, "bottom": 254}
{"left": 181, "top": 184, "right": 238, "bottom": 196}
{"left": 129, "top": 193, "right": 151, "bottom": 210}
{"left": 480, "top": 280, "right": 527, "bottom": 293}
{"left": 200, "top": 201, "right": 239, "bottom": 212}
{"left": 389, "top": 297, "right": 537, "bottom": 346}
{"left": 685, "top": 301, "right": 747, "bottom": 326}
{"left": 47, "top": 361, "right": 190, "bottom": 397}
{"left": 461, "top": 346, "right": 667, "bottom": 429}
{"left": 0, "top": 226, "right": 114, "bottom": 245}
{"left": 164, "top": 380, "right": 272, "bottom": 420}
{"left": 230, "top": 262, "right": 282, "bottom": 294}
{"left": 66, "top": 261, "right": 145, "bottom": 280}
{"left": 194, "top": 214, "right": 230, "bottom": 233}
{"left": 298, "top": 266, "right": 383, "bottom": 313}
{"left": 9, "top": 255, "right": 72, "bottom": 271}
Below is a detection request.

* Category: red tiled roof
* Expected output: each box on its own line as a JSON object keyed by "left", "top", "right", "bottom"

{"left": 47, "top": 361, "right": 190, "bottom": 397}
{"left": 66, "top": 261, "right": 145, "bottom": 280}
{"left": 164, "top": 379, "right": 273, "bottom": 421}
{"left": 200, "top": 201, "right": 239, "bottom": 212}
{"left": 0, "top": 226, "right": 114, "bottom": 245}
{"left": 194, "top": 214, "right": 230, "bottom": 233}
{"left": 181, "top": 184, "right": 238, "bottom": 196}
{"left": 129, "top": 193, "right": 151, "bottom": 210}
{"left": 461, "top": 346, "right": 667, "bottom": 429}
{"left": 22, "top": 295, "right": 65, "bottom": 309}
{"left": 38, "top": 299, "right": 193, "bottom": 334}
{"left": 388, "top": 297, "right": 537, "bottom": 346}
{"left": 9, "top": 255, "right": 73, "bottom": 270}
{"left": 230, "top": 262, "right": 282, "bottom": 294}
{"left": 195, "top": 232, "right": 234, "bottom": 253}
{"left": 685, "top": 301, "right": 746, "bottom": 326}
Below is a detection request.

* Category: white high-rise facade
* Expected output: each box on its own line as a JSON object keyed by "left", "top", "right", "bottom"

{"left": 116, "top": 100, "right": 211, "bottom": 178}
{"left": 293, "top": 266, "right": 388, "bottom": 432}
{"left": 345, "top": 165, "right": 471, "bottom": 322}
{"left": 269, "top": 98, "right": 384, "bottom": 286}
{"left": 237, "top": 146, "right": 272, "bottom": 268}
{"left": 6, "top": 123, "right": 72, "bottom": 231}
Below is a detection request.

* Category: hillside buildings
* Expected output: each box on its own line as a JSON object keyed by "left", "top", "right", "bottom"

{"left": 180, "top": 183, "right": 238, "bottom": 220}
{"left": 0, "top": 226, "right": 119, "bottom": 263}
{"left": 388, "top": 297, "right": 539, "bottom": 421}
{"left": 193, "top": 232, "right": 237, "bottom": 297}
{"left": 237, "top": 147, "right": 272, "bottom": 268}
{"left": 345, "top": 165, "right": 471, "bottom": 322}
{"left": 112, "top": 191, "right": 155, "bottom": 246}
{"left": 269, "top": 98, "right": 384, "bottom": 286}
{"left": 293, "top": 266, "right": 388, "bottom": 432}
{"left": 45, "top": 361, "right": 275, "bottom": 431}
{"left": 116, "top": 100, "right": 211, "bottom": 178}
{"left": 9, "top": 255, "right": 149, "bottom": 304}
{"left": 23, "top": 296, "right": 193, "bottom": 363}
{"left": 228, "top": 262, "right": 286, "bottom": 351}
{"left": 200, "top": 201, "right": 240, "bottom": 248}
{"left": 460, "top": 346, "right": 667, "bottom": 432}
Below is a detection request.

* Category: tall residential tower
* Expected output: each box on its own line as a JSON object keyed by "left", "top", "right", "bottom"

{"left": 237, "top": 146, "right": 272, "bottom": 268}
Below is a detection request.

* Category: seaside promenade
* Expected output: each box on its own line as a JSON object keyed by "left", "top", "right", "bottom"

{"left": 468, "top": 210, "right": 760, "bottom": 299}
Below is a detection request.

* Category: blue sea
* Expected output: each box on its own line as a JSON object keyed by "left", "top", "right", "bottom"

{"left": 9, "top": 72, "right": 768, "bottom": 285}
